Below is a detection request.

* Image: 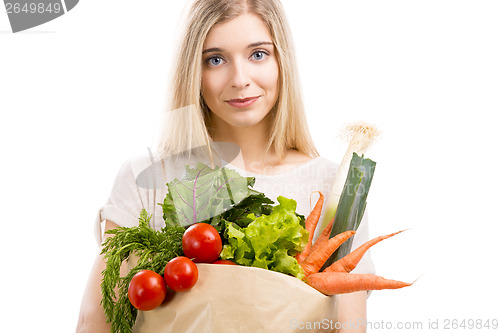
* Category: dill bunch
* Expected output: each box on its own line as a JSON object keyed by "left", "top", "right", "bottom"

{"left": 100, "top": 209, "right": 184, "bottom": 333}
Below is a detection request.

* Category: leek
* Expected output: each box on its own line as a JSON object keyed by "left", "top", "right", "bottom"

{"left": 322, "top": 153, "right": 376, "bottom": 268}
{"left": 319, "top": 122, "right": 380, "bottom": 233}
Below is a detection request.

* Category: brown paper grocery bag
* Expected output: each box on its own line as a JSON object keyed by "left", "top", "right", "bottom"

{"left": 132, "top": 264, "right": 338, "bottom": 333}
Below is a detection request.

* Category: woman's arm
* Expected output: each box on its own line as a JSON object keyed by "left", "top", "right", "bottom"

{"left": 76, "top": 220, "right": 122, "bottom": 333}
{"left": 337, "top": 291, "right": 367, "bottom": 333}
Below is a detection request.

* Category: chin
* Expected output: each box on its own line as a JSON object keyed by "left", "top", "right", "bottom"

{"left": 227, "top": 113, "right": 268, "bottom": 128}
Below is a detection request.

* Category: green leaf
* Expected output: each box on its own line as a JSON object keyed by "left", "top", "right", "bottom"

{"left": 219, "top": 192, "right": 274, "bottom": 227}
{"left": 160, "top": 162, "right": 258, "bottom": 227}
{"left": 323, "top": 152, "right": 376, "bottom": 268}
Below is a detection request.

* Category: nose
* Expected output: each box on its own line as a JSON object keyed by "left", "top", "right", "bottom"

{"left": 230, "top": 59, "right": 251, "bottom": 89}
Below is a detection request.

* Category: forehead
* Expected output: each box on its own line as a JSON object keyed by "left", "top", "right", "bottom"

{"left": 203, "top": 13, "right": 273, "bottom": 49}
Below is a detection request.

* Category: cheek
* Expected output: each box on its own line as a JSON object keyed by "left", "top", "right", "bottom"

{"left": 260, "top": 61, "right": 280, "bottom": 94}
{"left": 201, "top": 72, "right": 222, "bottom": 103}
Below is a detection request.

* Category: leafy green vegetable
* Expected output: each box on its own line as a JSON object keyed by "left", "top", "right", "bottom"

{"left": 101, "top": 163, "right": 306, "bottom": 332}
{"left": 160, "top": 162, "right": 264, "bottom": 227}
{"left": 322, "top": 152, "right": 376, "bottom": 269}
{"left": 208, "top": 191, "right": 275, "bottom": 239}
{"left": 215, "top": 191, "right": 274, "bottom": 228}
{"left": 100, "top": 209, "right": 184, "bottom": 333}
{"left": 160, "top": 162, "right": 275, "bottom": 238}
{"left": 220, "top": 196, "right": 308, "bottom": 280}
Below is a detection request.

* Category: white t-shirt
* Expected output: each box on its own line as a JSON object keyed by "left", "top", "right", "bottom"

{"left": 95, "top": 151, "right": 375, "bottom": 274}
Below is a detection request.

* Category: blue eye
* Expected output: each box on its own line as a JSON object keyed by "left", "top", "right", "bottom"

{"left": 252, "top": 51, "right": 267, "bottom": 61}
{"left": 207, "top": 56, "right": 223, "bottom": 66}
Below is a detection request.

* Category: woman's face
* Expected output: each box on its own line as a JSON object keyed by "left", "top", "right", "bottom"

{"left": 201, "top": 13, "right": 280, "bottom": 130}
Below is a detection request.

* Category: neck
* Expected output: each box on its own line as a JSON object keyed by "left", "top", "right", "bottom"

{"left": 210, "top": 116, "right": 278, "bottom": 172}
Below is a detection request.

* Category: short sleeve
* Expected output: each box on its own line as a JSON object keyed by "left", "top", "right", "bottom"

{"left": 94, "top": 158, "right": 144, "bottom": 245}
{"left": 94, "top": 153, "right": 192, "bottom": 245}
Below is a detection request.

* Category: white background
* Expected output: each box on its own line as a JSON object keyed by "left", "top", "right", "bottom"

{"left": 1, "top": 1, "right": 499, "bottom": 332}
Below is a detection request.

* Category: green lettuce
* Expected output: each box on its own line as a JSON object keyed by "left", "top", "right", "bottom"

{"left": 220, "top": 196, "right": 308, "bottom": 280}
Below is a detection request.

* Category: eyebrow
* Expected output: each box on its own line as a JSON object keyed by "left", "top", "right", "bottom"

{"left": 202, "top": 41, "right": 274, "bottom": 54}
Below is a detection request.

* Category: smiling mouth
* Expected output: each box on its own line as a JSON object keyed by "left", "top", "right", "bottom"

{"left": 225, "top": 96, "right": 260, "bottom": 108}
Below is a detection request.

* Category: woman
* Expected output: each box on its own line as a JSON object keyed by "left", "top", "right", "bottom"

{"left": 77, "top": 0, "right": 374, "bottom": 332}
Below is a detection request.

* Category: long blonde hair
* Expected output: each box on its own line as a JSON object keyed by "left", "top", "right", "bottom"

{"left": 156, "top": 0, "right": 318, "bottom": 162}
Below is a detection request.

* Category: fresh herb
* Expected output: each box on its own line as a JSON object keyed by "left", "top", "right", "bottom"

{"left": 100, "top": 209, "right": 184, "bottom": 333}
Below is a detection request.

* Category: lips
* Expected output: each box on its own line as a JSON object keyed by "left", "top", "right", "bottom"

{"left": 225, "top": 96, "right": 260, "bottom": 108}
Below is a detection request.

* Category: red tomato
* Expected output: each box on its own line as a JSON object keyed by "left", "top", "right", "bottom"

{"left": 164, "top": 256, "right": 198, "bottom": 292}
{"left": 128, "top": 270, "right": 167, "bottom": 311}
{"left": 212, "top": 260, "right": 237, "bottom": 265}
{"left": 182, "top": 223, "right": 222, "bottom": 263}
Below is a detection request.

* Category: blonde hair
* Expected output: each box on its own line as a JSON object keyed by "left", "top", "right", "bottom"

{"left": 157, "top": 0, "right": 318, "bottom": 162}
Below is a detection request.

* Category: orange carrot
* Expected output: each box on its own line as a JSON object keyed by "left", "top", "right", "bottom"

{"left": 310, "top": 215, "right": 334, "bottom": 254}
{"left": 306, "top": 272, "right": 412, "bottom": 295}
{"left": 324, "top": 230, "right": 406, "bottom": 274}
{"left": 300, "top": 230, "right": 355, "bottom": 277}
{"left": 304, "top": 191, "right": 324, "bottom": 236}
{"left": 296, "top": 192, "right": 324, "bottom": 264}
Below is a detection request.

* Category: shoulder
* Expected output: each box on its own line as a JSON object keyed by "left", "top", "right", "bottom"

{"left": 113, "top": 150, "right": 192, "bottom": 189}
{"left": 284, "top": 149, "right": 314, "bottom": 164}
{"left": 285, "top": 150, "right": 338, "bottom": 169}
{"left": 311, "top": 155, "right": 339, "bottom": 169}
{"left": 287, "top": 156, "right": 339, "bottom": 197}
{"left": 301, "top": 155, "right": 339, "bottom": 177}
{"left": 119, "top": 152, "right": 157, "bottom": 175}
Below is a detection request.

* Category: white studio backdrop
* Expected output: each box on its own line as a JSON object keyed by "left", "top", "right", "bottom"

{"left": 1, "top": 1, "right": 499, "bottom": 332}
